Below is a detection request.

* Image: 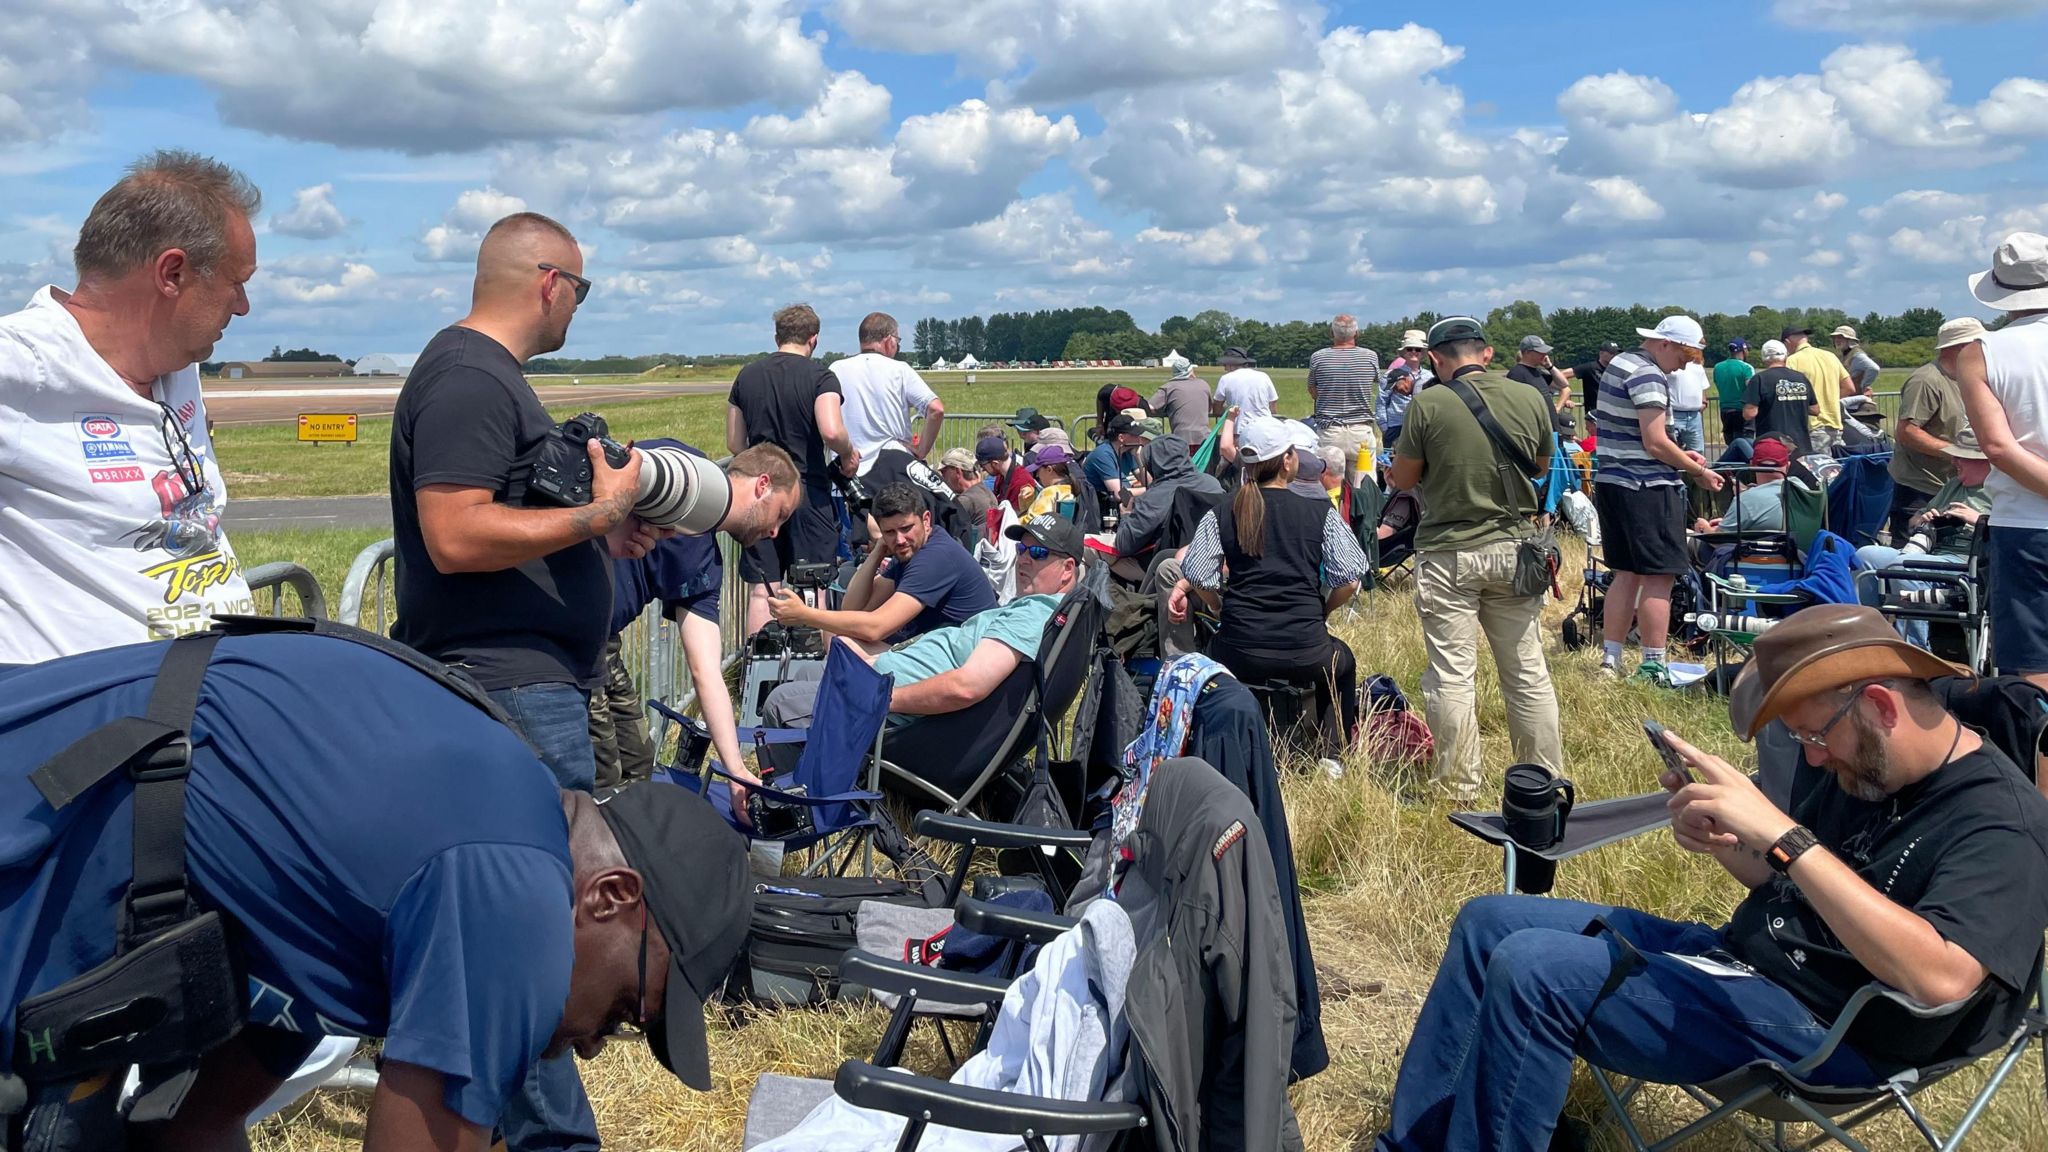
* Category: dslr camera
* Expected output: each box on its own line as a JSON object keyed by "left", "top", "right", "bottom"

{"left": 1901, "top": 513, "right": 1960, "bottom": 556}
{"left": 747, "top": 784, "right": 816, "bottom": 840}
{"left": 1895, "top": 586, "right": 1966, "bottom": 610}
{"left": 527, "top": 412, "right": 732, "bottom": 534}
{"left": 786, "top": 561, "right": 836, "bottom": 592}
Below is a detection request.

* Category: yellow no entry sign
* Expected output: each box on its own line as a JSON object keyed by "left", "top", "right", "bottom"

{"left": 297, "top": 412, "right": 358, "bottom": 444}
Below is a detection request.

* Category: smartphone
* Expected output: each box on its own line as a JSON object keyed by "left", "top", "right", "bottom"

{"left": 1643, "top": 718, "right": 1694, "bottom": 782}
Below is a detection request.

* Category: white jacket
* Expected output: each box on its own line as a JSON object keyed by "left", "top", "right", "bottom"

{"left": 756, "top": 899, "right": 1137, "bottom": 1152}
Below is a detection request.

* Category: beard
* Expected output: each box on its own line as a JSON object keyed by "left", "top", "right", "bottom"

{"left": 721, "top": 500, "right": 778, "bottom": 545}
{"left": 1833, "top": 709, "right": 1893, "bottom": 802}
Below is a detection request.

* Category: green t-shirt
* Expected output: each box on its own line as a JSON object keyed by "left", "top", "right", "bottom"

{"left": 1397, "top": 369, "right": 1555, "bottom": 552}
{"left": 1889, "top": 362, "right": 1967, "bottom": 497}
{"left": 1923, "top": 477, "right": 1992, "bottom": 558}
{"left": 1713, "top": 358, "right": 1756, "bottom": 411}
{"left": 873, "top": 594, "right": 1057, "bottom": 687}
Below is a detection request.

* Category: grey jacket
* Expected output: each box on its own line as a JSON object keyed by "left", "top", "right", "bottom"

{"left": 1114, "top": 437, "right": 1223, "bottom": 557}
{"left": 1117, "top": 758, "right": 1301, "bottom": 1152}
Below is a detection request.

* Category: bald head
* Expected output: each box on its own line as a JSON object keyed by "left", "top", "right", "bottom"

{"left": 563, "top": 790, "right": 626, "bottom": 879}
{"left": 466, "top": 211, "right": 585, "bottom": 359}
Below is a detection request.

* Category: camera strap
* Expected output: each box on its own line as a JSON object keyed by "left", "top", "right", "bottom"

{"left": 30, "top": 632, "right": 220, "bottom": 953}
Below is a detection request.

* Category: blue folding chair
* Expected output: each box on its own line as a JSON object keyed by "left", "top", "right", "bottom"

{"left": 650, "top": 640, "right": 894, "bottom": 873}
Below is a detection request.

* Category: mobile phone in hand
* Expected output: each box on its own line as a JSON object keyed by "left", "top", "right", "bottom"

{"left": 1643, "top": 718, "right": 1694, "bottom": 782}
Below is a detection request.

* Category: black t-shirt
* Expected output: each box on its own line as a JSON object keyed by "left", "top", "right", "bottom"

{"left": 728, "top": 351, "right": 842, "bottom": 489}
{"left": 1507, "top": 363, "right": 1575, "bottom": 438}
{"left": 1568, "top": 359, "right": 1607, "bottom": 416}
{"left": 389, "top": 326, "right": 611, "bottom": 690}
{"left": 1217, "top": 487, "right": 1329, "bottom": 662}
{"left": 1743, "top": 367, "right": 1815, "bottom": 456}
{"left": 1722, "top": 744, "right": 2048, "bottom": 1072}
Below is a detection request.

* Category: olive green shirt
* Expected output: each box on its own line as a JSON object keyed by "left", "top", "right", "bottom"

{"left": 1890, "top": 362, "right": 1967, "bottom": 497}
{"left": 1398, "top": 368, "right": 1556, "bottom": 552}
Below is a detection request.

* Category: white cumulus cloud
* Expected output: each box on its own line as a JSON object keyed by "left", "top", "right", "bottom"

{"left": 270, "top": 184, "right": 349, "bottom": 240}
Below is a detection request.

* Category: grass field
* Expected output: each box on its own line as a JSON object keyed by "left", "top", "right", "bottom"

{"left": 245, "top": 534, "right": 2047, "bottom": 1152}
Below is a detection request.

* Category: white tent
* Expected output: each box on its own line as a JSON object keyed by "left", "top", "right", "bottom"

{"left": 932, "top": 358, "right": 952, "bottom": 370}
{"left": 354, "top": 352, "right": 418, "bottom": 376}
{"left": 957, "top": 354, "right": 981, "bottom": 370}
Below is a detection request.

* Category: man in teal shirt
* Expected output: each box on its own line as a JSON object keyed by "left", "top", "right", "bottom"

{"left": 762, "top": 515, "right": 1085, "bottom": 726}
{"left": 1714, "top": 339, "right": 1757, "bottom": 445}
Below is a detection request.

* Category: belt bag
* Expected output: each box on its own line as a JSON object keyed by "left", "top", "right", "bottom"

{"left": 1442, "top": 373, "right": 1561, "bottom": 599}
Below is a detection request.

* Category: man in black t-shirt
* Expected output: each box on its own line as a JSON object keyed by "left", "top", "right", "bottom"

{"left": 1372, "top": 605, "right": 2048, "bottom": 1152}
{"left": 1504, "top": 334, "right": 1576, "bottom": 438}
{"left": 1743, "top": 339, "right": 1817, "bottom": 457}
{"left": 727, "top": 302, "right": 858, "bottom": 635}
{"left": 1562, "top": 340, "right": 1621, "bottom": 420}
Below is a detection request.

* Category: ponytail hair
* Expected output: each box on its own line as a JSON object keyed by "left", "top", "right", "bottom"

{"left": 1231, "top": 456, "right": 1289, "bottom": 558}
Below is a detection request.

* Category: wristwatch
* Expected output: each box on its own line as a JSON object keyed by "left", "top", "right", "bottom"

{"left": 1767, "top": 825, "right": 1820, "bottom": 874}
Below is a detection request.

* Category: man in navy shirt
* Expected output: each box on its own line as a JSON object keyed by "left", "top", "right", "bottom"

{"left": 1, "top": 632, "right": 750, "bottom": 1151}
{"left": 592, "top": 439, "right": 786, "bottom": 816}
{"left": 766, "top": 482, "right": 996, "bottom": 651}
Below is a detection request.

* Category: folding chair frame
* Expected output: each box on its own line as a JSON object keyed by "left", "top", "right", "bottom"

{"left": 1870, "top": 526, "right": 1992, "bottom": 676}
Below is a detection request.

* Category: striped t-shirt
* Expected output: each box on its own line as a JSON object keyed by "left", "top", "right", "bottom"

{"left": 1308, "top": 345, "right": 1380, "bottom": 424}
{"left": 1593, "top": 351, "right": 1682, "bottom": 489}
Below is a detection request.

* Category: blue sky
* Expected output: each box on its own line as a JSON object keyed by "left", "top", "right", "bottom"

{"left": 2, "top": 0, "right": 2045, "bottom": 361}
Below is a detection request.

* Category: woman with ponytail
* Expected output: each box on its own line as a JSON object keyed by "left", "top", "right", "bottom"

{"left": 1168, "top": 416, "right": 1371, "bottom": 769}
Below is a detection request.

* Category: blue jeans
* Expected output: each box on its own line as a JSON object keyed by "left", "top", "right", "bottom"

{"left": 1854, "top": 545, "right": 1966, "bottom": 648}
{"left": 1375, "top": 895, "right": 1871, "bottom": 1152}
{"left": 487, "top": 683, "right": 600, "bottom": 1152}
{"left": 1669, "top": 409, "right": 1705, "bottom": 453}
{"left": 491, "top": 683, "right": 598, "bottom": 793}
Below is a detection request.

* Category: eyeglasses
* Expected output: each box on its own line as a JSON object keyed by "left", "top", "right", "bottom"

{"left": 539, "top": 262, "right": 592, "bottom": 305}
{"left": 156, "top": 402, "right": 205, "bottom": 496}
{"left": 1015, "top": 542, "right": 1052, "bottom": 560}
{"left": 1788, "top": 683, "right": 1876, "bottom": 749}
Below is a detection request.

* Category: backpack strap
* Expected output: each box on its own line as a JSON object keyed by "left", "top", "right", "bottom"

{"left": 1442, "top": 372, "right": 1550, "bottom": 480}
{"left": 28, "top": 632, "right": 222, "bottom": 951}
{"left": 207, "top": 614, "right": 512, "bottom": 729}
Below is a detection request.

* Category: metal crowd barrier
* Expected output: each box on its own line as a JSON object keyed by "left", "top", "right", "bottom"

{"left": 337, "top": 537, "right": 396, "bottom": 632}
{"left": 245, "top": 560, "right": 327, "bottom": 619}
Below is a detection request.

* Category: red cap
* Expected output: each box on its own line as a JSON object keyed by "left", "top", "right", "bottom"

{"left": 1749, "top": 438, "right": 1792, "bottom": 470}
{"left": 1109, "top": 386, "right": 1142, "bottom": 412}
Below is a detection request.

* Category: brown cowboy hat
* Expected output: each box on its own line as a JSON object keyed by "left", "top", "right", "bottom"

{"left": 1729, "top": 604, "right": 1972, "bottom": 739}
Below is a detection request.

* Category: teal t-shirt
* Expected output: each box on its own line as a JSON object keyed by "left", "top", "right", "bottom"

{"left": 873, "top": 594, "right": 1058, "bottom": 686}
{"left": 1713, "top": 358, "right": 1756, "bottom": 410}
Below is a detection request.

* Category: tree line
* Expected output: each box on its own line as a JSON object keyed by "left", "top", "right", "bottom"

{"left": 910, "top": 302, "right": 1959, "bottom": 371}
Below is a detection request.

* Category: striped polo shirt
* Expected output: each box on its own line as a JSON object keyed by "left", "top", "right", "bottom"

{"left": 1308, "top": 345, "right": 1380, "bottom": 424}
{"left": 1593, "top": 351, "right": 1683, "bottom": 489}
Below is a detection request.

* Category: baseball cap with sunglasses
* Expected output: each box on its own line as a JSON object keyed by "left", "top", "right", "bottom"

{"left": 539, "top": 263, "right": 592, "bottom": 305}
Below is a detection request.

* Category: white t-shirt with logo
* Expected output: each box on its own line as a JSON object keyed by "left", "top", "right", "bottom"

{"left": 1214, "top": 367, "right": 1279, "bottom": 420}
{"left": 1980, "top": 313, "right": 2048, "bottom": 530}
{"left": 0, "top": 286, "right": 252, "bottom": 663}
{"left": 830, "top": 352, "right": 941, "bottom": 460}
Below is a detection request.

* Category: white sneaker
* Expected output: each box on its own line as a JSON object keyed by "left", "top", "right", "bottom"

{"left": 1319, "top": 758, "right": 1346, "bottom": 780}
{"left": 1595, "top": 662, "right": 1622, "bottom": 681}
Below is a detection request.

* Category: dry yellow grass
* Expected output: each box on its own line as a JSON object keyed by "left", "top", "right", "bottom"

{"left": 254, "top": 541, "right": 2047, "bottom": 1151}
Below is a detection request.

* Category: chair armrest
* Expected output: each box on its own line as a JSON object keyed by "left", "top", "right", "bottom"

{"left": 956, "top": 897, "right": 1076, "bottom": 945}
{"left": 913, "top": 811, "right": 1095, "bottom": 851}
{"left": 648, "top": 700, "right": 811, "bottom": 746}
{"left": 1787, "top": 980, "right": 1984, "bottom": 1076}
{"left": 832, "top": 1061, "right": 1147, "bottom": 1137}
{"left": 838, "top": 951, "right": 1011, "bottom": 1007}
{"left": 730, "top": 778, "right": 881, "bottom": 807}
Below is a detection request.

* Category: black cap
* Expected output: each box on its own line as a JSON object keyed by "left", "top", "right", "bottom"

{"left": 1219, "top": 346, "right": 1254, "bottom": 366}
{"left": 1427, "top": 316, "right": 1487, "bottom": 348}
{"left": 1020, "top": 415, "right": 1052, "bottom": 432}
{"left": 1009, "top": 407, "right": 1041, "bottom": 430}
{"left": 1005, "top": 512, "right": 1087, "bottom": 560}
{"left": 1598, "top": 340, "right": 1622, "bottom": 354}
{"left": 1780, "top": 325, "right": 1812, "bottom": 339}
{"left": 595, "top": 783, "right": 753, "bottom": 1092}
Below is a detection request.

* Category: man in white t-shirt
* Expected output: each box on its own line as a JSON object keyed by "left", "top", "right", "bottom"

{"left": 1956, "top": 231, "right": 2048, "bottom": 692}
{"left": 831, "top": 311, "right": 945, "bottom": 462}
{"left": 0, "top": 151, "right": 261, "bottom": 664}
{"left": 1214, "top": 346, "right": 1278, "bottom": 420}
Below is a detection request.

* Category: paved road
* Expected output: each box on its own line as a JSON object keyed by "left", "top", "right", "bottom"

{"left": 225, "top": 495, "right": 393, "bottom": 532}
{"left": 203, "top": 378, "right": 725, "bottom": 426}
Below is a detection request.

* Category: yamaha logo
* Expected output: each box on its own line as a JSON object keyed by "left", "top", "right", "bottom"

{"left": 80, "top": 415, "right": 121, "bottom": 439}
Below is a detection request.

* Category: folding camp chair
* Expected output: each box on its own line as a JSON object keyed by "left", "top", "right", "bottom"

{"left": 1827, "top": 451, "right": 1895, "bottom": 549}
{"left": 1869, "top": 528, "right": 1992, "bottom": 675}
{"left": 1355, "top": 478, "right": 1419, "bottom": 591}
{"left": 651, "top": 640, "right": 894, "bottom": 876}
{"left": 877, "top": 561, "right": 1111, "bottom": 817}
{"left": 1696, "top": 475, "right": 1828, "bottom": 689}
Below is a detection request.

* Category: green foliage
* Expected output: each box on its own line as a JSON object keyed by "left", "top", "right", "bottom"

{"left": 1867, "top": 338, "right": 1937, "bottom": 368}
{"left": 264, "top": 346, "right": 343, "bottom": 362}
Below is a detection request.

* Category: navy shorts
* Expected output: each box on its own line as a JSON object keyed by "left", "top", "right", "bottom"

{"left": 739, "top": 488, "right": 842, "bottom": 584}
{"left": 1990, "top": 526, "right": 2048, "bottom": 674}
{"left": 1593, "top": 482, "right": 1689, "bottom": 576}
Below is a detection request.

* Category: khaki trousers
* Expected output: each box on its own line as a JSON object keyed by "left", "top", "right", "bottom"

{"left": 1415, "top": 541, "right": 1564, "bottom": 800}
{"left": 1317, "top": 421, "right": 1380, "bottom": 487}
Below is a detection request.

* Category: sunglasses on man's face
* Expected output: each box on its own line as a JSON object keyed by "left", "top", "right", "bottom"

{"left": 1015, "top": 541, "right": 1052, "bottom": 560}
{"left": 539, "top": 263, "right": 592, "bottom": 305}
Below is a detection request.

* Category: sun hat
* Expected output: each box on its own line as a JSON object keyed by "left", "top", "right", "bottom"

{"left": 1133, "top": 416, "right": 1165, "bottom": 439}
{"left": 1935, "top": 316, "right": 1988, "bottom": 350}
{"left": 1760, "top": 339, "right": 1789, "bottom": 361}
{"left": 1235, "top": 415, "right": 1294, "bottom": 465}
{"left": 1969, "top": 231, "right": 2048, "bottom": 310}
{"left": 1636, "top": 315, "right": 1705, "bottom": 350}
{"left": 1830, "top": 325, "right": 1860, "bottom": 344}
{"left": 1401, "top": 329, "right": 1429, "bottom": 350}
{"left": 1944, "top": 425, "right": 1987, "bottom": 460}
{"left": 939, "top": 447, "right": 977, "bottom": 471}
{"left": 1034, "top": 425, "right": 1072, "bottom": 448}
{"left": 1728, "top": 604, "right": 1971, "bottom": 739}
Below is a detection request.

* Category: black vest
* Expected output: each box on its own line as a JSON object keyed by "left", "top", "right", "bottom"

{"left": 1217, "top": 487, "right": 1329, "bottom": 660}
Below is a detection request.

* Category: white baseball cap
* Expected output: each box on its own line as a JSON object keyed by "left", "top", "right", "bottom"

{"left": 1935, "top": 317, "right": 1988, "bottom": 350}
{"left": 1236, "top": 415, "right": 1294, "bottom": 465}
{"left": 1760, "top": 339, "right": 1788, "bottom": 361}
{"left": 1283, "top": 419, "right": 1318, "bottom": 453}
{"left": 1635, "top": 315, "right": 1705, "bottom": 350}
